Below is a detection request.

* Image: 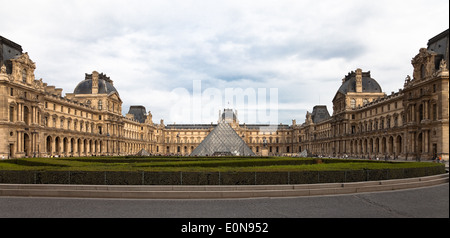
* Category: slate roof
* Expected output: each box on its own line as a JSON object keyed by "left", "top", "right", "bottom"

{"left": 311, "top": 105, "right": 331, "bottom": 124}
{"left": 127, "top": 105, "right": 147, "bottom": 123}
{"left": 337, "top": 71, "right": 382, "bottom": 94}
{"left": 73, "top": 73, "right": 118, "bottom": 95}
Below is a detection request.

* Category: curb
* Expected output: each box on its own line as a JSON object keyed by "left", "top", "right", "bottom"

{"left": 0, "top": 173, "right": 448, "bottom": 199}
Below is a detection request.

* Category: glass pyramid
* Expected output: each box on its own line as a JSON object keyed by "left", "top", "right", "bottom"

{"left": 190, "top": 122, "right": 255, "bottom": 156}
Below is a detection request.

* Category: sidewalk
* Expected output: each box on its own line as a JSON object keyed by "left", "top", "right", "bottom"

{"left": 1, "top": 173, "right": 448, "bottom": 199}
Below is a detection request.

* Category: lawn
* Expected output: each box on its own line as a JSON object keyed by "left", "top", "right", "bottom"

{"left": 0, "top": 156, "right": 443, "bottom": 172}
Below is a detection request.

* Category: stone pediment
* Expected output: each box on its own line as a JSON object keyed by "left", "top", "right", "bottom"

{"left": 411, "top": 48, "right": 438, "bottom": 80}
{"left": 12, "top": 53, "right": 36, "bottom": 68}
{"left": 107, "top": 91, "right": 122, "bottom": 103}
{"left": 332, "top": 91, "right": 345, "bottom": 102}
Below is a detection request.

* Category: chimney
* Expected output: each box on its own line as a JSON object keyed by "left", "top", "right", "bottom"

{"left": 92, "top": 71, "right": 99, "bottom": 94}
{"left": 355, "top": 68, "right": 362, "bottom": 93}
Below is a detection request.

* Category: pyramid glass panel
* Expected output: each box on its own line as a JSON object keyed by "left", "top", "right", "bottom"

{"left": 190, "top": 122, "right": 255, "bottom": 156}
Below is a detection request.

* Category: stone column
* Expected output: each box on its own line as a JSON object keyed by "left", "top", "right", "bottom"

{"left": 17, "top": 131, "right": 23, "bottom": 154}
{"left": 423, "top": 130, "right": 429, "bottom": 154}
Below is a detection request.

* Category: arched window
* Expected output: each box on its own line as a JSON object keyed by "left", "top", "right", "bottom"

{"left": 350, "top": 99, "right": 356, "bottom": 109}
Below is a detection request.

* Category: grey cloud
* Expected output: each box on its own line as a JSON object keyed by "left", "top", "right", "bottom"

{"left": 3, "top": 0, "right": 448, "bottom": 124}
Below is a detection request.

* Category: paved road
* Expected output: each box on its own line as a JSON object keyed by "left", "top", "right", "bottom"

{"left": 0, "top": 183, "right": 448, "bottom": 218}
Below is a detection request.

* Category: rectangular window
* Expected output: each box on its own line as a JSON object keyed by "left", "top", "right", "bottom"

{"left": 433, "top": 104, "right": 437, "bottom": 120}
{"left": 9, "top": 107, "right": 14, "bottom": 122}
{"left": 350, "top": 99, "right": 356, "bottom": 109}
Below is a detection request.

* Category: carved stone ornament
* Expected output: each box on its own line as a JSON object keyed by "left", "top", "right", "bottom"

{"left": 411, "top": 48, "right": 437, "bottom": 80}
{"left": 13, "top": 53, "right": 36, "bottom": 68}
{"left": 0, "top": 64, "right": 6, "bottom": 74}
{"left": 404, "top": 75, "right": 411, "bottom": 87}
{"left": 305, "top": 111, "right": 313, "bottom": 124}
{"left": 439, "top": 59, "right": 447, "bottom": 71}
{"left": 436, "top": 59, "right": 449, "bottom": 77}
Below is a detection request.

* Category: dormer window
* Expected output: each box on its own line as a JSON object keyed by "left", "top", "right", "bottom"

{"left": 22, "top": 69, "right": 27, "bottom": 83}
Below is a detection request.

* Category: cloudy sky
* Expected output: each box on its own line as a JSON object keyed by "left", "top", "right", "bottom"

{"left": 2, "top": 0, "right": 448, "bottom": 125}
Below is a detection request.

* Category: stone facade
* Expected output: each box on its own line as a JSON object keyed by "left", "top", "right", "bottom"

{"left": 0, "top": 29, "right": 448, "bottom": 161}
{"left": 295, "top": 29, "right": 449, "bottom": 161}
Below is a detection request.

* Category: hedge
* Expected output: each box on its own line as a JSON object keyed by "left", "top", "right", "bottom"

{"left": 0, "top": 165, "right": 445, "bottom": 185}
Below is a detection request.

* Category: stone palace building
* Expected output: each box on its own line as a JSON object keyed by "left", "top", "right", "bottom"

{"left": 0, "top": 29, "right": 448, "bottom": 160}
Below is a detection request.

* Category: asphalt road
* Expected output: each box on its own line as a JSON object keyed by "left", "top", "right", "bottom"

{"left": 0, "top": 183, "right": 448, "bottom": 218}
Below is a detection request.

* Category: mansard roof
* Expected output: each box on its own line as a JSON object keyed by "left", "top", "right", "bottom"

{"left": 127, "top": 105, "right": 147, "bottom": 123}
{"left": 337, "top": 70, "right": 382, "bottom": 94}
{"left": 73, "top": 72, "right": 118, "bottom": 95}
{"left": 311, "top": 105, "right": 331, "bottom": 124}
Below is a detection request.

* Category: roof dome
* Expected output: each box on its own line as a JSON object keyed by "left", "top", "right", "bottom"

{"left": 337, "top": 70, "right": 382, "bottom": 94}
{"left": 73, "top": 72, "right": 118, "bottom": 95}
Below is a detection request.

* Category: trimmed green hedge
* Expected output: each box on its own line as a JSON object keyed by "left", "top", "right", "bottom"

{"left": 0, "top": 165, "right": 445, "bottom": 185}
{"left": 0, "top": 157, "right": 445, "bottom": 185}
